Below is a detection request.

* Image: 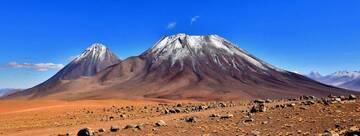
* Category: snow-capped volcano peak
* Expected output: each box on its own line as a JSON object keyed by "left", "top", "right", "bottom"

{"left": 75, "top": 43, "right": 110, "bottom": 62}
{"left": 51, "top": 43, "right": 120, "bottom": 80}
{"left": 143, "top": 33, "right": 284, "bottom": 72}
{"left": 87, "top": 43, "right": 107, "bottom": 52}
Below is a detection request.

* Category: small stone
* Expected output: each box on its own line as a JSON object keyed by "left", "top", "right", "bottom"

{"left": 349, "top": 94, "right": 357, "bottom": 100}
{"left": 220, "top": 114, "right": 234, "bottom": 119}
{"left": 136, "top": 124, "right": 145, "bottom": 130}
{"left": 251, "top": 103, "right": 266, "bottom": 113}
{"left": 155, "top": 120, "right": 167, "bottom": 127}
{"left": 218, "top": 102, "right": 227, "bottom": 107}
{"left": 334, "top": 98, "right": 342, "bottom": 102}
{"left": 124, "top": 124, "right": 137, "bottom": 129}
{"left": 98, "top": 128, "right": 105, "bottom": 133}
{"left": 265, "top": 99, "right": 272, "bottom": 103}
{"left": 321, "top": 130, "right": 339, "bottom": 136}
{"left": 254, "top": 99, "right": 265, "bottom": 104}
{"left": 261, "top": 121, "right": 268, "bottom": 124}
{"left": 184, "top": 117, "right": 198, "bottom": 123}
{"left": 58, "top": 133, "right": 70, "bottom": 136}
{"left": 287, "top": 103, "right": 296, "bottom": 107}
{"left": 110, "top": 126, "right": 120, "bottom": 132}
{"left": 209, "top": 113, "right": 220, "bottom": 117}
{"left": 244, "top": 118, "right": 254, "bottom": 123}
{"left": 77, "top": 128, "right": 94, "bottom": 136}
{"left": 177, "top": 103, "right": 182, "bottom": 107}
{"left": 120, "top": 114, "right": 126, "bottom": 118}
{"left": 249, "top": 130, "right": 260, "bottom": 136}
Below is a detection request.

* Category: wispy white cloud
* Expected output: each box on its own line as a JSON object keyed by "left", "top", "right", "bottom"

{"left": 167, "top": 22, "right": 177, "bottom": 29}
{"left": 7, "top": 61, "right": 64, "bottom": 71}
{"left": 190, "top": 16, "right": 200, "bottom": 25}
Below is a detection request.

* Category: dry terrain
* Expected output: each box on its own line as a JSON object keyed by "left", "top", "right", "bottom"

{"left": 0, "top": 96, "right": 359, "bottom": 136}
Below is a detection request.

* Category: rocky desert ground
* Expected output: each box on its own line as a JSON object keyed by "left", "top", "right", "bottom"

{"left": 0, "top": 95, "right": 359, "bottom": 136}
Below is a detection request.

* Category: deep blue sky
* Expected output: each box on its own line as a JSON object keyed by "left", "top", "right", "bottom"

{"left": 0, "top": 0, "right": 359, "bottom": 88}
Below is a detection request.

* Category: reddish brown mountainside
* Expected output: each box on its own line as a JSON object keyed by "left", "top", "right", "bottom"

{"left": 6, "top": 34, "right": 358, "bottom": 100}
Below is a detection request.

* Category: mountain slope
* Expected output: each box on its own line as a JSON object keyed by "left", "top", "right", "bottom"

{"left": 6, "top": 43, "right": 120, "bottom": 99}
{"left": 53, "top": 43, "right": 120, "bottom": 80}
{"left": 340, "top": 78, "right": 360, "bottom": 91}
{"left": 6, "top": 34, "right": 357, "bottom": 100}
{"left": 0, "top": 88, "right": 22, "bottom": 97}
{"left": 307, "top": 71, "right": 360, "bottom": 91}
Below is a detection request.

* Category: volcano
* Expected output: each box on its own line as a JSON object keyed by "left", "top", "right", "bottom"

{"left": 6, "top": 43, "right": 120, "bottom": 99}
{"left": 6, "top": 34, "right": 356, "bottom": 100}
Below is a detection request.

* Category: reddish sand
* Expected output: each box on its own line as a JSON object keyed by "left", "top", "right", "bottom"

{"left": 0, "top": 98, "right": 359, "bottom": 136}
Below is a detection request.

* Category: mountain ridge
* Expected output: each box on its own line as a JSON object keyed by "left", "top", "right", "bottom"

{"left": 6, "top": 34, "right": 358, "bottom": 100}
{"left": 307, "top": 71, "right": 360, "bottom": 91}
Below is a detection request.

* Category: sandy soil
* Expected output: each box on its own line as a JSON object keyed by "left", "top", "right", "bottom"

{"left": 0, "top": 97, "right": 359, "bottom": 136}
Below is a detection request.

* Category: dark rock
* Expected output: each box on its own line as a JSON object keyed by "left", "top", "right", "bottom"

{"left": 287, "top": 103, "right": 296, "bottom": 107}
{"left": 155, "top": 120, "right": 167, "bottom": 127}
{"left": 135, "top": 124, "right": 145, "bottom": 130}
{"left": 244, "top": 118, "right": 254, "bottom": 123}
{"left": 77, "top": 128, "right": 94, "bottom": 136}
{"left": 120, "top": 114, "right": 126, "bottom": 118}
{"left": 349, "top": 94, "right": 357, "bottom": 100}
{"left": 209, "top": 113, "right": 220, "bottom": 117}
{"left": 110, "top": 126, "right": 120, "bottom": 132}
{"left": 218, "top": 102, "right": 227, "bottom": 107}
{"left": 303, "top": 100, "right": 315, "bottom": 105}
{"left": 124, "top": 124, "right": 137, "bottom": 129}
{"left": 177, "top": 103, "right": 182, "bottom": 107}
{"left": 98, "top": 128, "right": 105, "bottom": 133}
{"left": 251, "top": 103, "right": 266, "bottom": 113}
{"left": 184, "top": 116, "right": 198, "bottom": 123}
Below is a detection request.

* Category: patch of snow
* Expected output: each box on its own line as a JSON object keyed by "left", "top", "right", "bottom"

{"left": 74, "top": 43, "right": 108, "bottom": 62}
{"left": 147, "top": 33, "right": 286, "bottom": 72}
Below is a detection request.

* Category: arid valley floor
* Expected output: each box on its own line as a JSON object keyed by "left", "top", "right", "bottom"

{"left": 0, "top": 96, "right": 359, "bottom": 136}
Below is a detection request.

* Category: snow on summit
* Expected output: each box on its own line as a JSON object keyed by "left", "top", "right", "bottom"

{"left": 75, "top": 43, "right": 109, "bottom": 62}
{"left": 144, "top": 33, "right": 284, "bottom": 72}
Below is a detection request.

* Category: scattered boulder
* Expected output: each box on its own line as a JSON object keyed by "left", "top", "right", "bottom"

{"left": 244, "top": 118, "right": 254, "bottom": 123}
{"left": 254, "top": 99, "right": 265, "bottom": 104}
{"left": 155, "top": 120, "right": 167, "bottom": 127}
{"left": 120, "top": 114, "right": 127, "bottom": 118}
{"left": 218, "top": 102, "right": 227, "bottom": 107}
{"left": 303, "top": 100, "right": 315, "bottom": 105}
{"left": 248, "top": 130, "right": 260, "bottom": 136}
{"left": 251, "top": 103, "right": 266, "bottom": 113}
{"left": 184, "top": 116, "right": 198, "bottom": 123}
{"left": 135, "top": 124, "right": 145, "bottom": 130}
{"left": 124, "top": 124, "right": 137, "bottom": 129}
{"left": 261, "top": 121, "right": 268, "bottom": 125}
{"left": 321, "top": 130, "right": 339, "bottom": 136}
{"left": 176, "top": 103, "right": 182, "bottom": 107}
{"left": 209, "top": 113, "right": 220, "bottom": 117}
{"left": 58, "top": 133, "right": 70, "bottom": 136}
{"left": 349, "top": 94, "right": 357, "bottom": 100}
{"left": 265, "top": 99, "right": 272, "bottom": 103}
{"left": 77, "top": 128, "right": 94, "bottom": 136}
{"left": 220, "top": 114, "right": 234, "bottom": 119}
{"left": 287, "top": 103, "right": 296, "bottom": 107}
{"left": 98, "top": 128, "right": 105, "bottom": 133}
{"left": 110, "top": 126, "right": 120, "bottom": 132}
{"left": 334, "top": 98, "right": 342, "bottom": 103}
